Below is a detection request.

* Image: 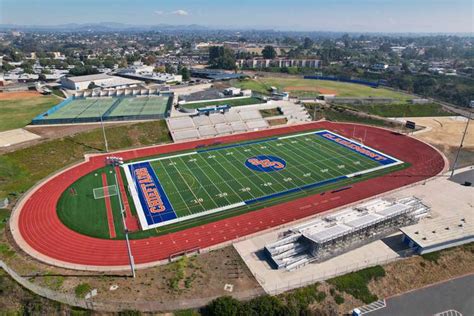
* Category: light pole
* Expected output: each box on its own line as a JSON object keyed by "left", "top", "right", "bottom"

{"left": 450, "top": 100, "right": 473, "bottom": 178}
{"left": 100, "top": 114, "right": 109, "bottom": 153}
{"left": 107, "top": 156, "right": 135, "bottom": 278}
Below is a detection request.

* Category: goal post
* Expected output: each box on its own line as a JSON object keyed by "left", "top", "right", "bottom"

{"left": 93, "top": 185, "right": 118, "bottom": 199}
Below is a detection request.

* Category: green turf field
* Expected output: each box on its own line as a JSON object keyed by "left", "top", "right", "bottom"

{"left": 234, "top": 77, "right": 412, "bottom": 100}
{"left": 345, "top": 103, "right": 453, "bottom": 117}
{"left": 57, "top": 129, "right": 406, "bottom": 239}
{"left": 0, "top": 95, "right": 60, "bottom": 132}
{"left": 124, "top": 130, "right": 403, "bottom": 230}
{"left": 182, "top": 97, "right": 263, "bottom": 109}
{"left": 57, "top": 167, "right": 125, "bottom": 239}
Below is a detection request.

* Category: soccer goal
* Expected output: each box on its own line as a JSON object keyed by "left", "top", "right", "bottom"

{"left": 93, "top": 185, "right": 118, "bottom": 199}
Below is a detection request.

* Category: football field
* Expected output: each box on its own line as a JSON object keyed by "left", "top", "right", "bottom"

{"left": 124, "top": 130, "right": 403, "bottom": 230}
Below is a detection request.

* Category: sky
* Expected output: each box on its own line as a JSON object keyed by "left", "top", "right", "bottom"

{"left": 0, "top": 0, "right": 472, "bottom": 33}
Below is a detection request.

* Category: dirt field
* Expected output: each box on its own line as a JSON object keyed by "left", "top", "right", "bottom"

{"left": 409, "top": 116, "right": 474, "bottom": 168}
{"left": 0, "top": 91, "right": 42, "bottom": 100}
{"left": 411, "top": 116, "right": 474, "bottom": 149}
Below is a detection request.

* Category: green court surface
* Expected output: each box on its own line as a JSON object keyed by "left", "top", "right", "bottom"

{"left": 108, "top": 96, "right": 169, "bottom": 117}
{"left": 46, "top": 98, "right": 115, "bottom": 119}
{"left": 39, "top": 96, "right": 171, "bottom": 122}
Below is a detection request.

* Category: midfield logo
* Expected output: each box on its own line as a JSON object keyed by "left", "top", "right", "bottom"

{"left": 245, "top": 155, "right": 287, "bottom": 172}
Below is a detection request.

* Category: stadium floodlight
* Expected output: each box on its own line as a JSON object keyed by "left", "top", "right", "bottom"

{"left": 450, "top": 100, "right": 473, "bottom": 178}
{"left": 106, "top": 156, "right": 124, "bottom": 166}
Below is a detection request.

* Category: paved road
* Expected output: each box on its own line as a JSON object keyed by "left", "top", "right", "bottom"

{"left": 370, "top": 274, "right": 474, "bottom": 316}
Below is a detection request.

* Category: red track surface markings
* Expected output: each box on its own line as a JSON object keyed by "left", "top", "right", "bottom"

{"left": 101, "top": 173, "right": 116, "bottom": 239}
{"left": 14, "top": 122, "right": 446, "bottom": 268}
{"left": 115, "top": 166, "right": 139, "bottom": 231}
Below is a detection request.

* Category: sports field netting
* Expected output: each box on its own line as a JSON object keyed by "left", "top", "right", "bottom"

{"left": 32, "top": 96, "right": 172, "bottom": 124}
{"left": 93, "top": 185, "right": 118, "bottom": 199}
{"left": 124, "top": 130, "right": 403, "bottom": 230}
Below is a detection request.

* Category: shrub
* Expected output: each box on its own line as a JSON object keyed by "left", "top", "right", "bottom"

{"left": 334, "top": 294, "right": 345, "bottom": 305}
{"left": 421, "top": 251, "right": 441, "bottom": 264}
{"left": 327, "top": 266, "right": 385, "bottom": 304}
{"left": 204, "top": 296, "right": 242, "bottom": 316}
{"left": 247, "top": 295, "right": 287, "bottom": 316}
{"left": 74, "top": 283, "right": 91, "bottom": 298}
{"left": 118, "top": 311, "right": 141, "bottom": 316}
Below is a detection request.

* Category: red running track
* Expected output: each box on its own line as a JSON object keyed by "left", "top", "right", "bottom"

{"left": 13, "top": 122, "right": 446, "bottom": 269}
{"left": 101, "top": 173, "right": 116, "bottom": 239}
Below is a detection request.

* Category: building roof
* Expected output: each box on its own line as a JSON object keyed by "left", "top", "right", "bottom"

{"left": 400, "top": 214, "right": 473, "bottom": 249}
{"left": 66, "top": 73, "right": 111, "bottom": 82}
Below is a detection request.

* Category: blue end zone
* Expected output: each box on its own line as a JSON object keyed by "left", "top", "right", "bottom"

{"left": 314, "top": 131, "right": 398, "bottom": 165}
{"left": 128, "top": 162, "right": 177, "bottom": 226}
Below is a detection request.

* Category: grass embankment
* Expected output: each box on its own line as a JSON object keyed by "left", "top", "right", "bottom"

{"left": 182, "top": 97, "right": 263, "bottom": 109}
{"left": 346, "top": 103, "right": 453, "bottom": 117}
{"left": 0, "top": 95, "right": 60, "bottom": 132}
{"left": 0, "top": 120, "right": 171, "bottom": 201}
{"left": 305, "top": 104, "right": 402, "bottom": 128}
{"left": 234, "top": 77, "right": 411, "bottom": 100}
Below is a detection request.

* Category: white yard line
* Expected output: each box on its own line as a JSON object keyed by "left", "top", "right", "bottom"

{"left": 191, "top": 154, "right": 237, "bottom": 206}
{"left": 156, "top": 160, "right": 195, "bottom": 216}
{"left": 209, "top": 150, "right": 260, "bottom": 199}
{"left": 176, "top": 156, "right": 222, "bottom": 209}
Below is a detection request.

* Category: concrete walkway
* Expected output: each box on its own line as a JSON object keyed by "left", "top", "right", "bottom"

{"left": 234, "top": 166, "right": 474, "bottom": 295}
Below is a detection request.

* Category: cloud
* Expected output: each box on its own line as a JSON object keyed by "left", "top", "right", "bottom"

{"left": 155, "top": 9, "right": 189, "bottom": 16}
{"left": 172, "top": 10, "right": 189, "bottom": 16}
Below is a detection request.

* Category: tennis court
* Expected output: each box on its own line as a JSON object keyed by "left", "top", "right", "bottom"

{"left": 32, "top": 95, "right": 172, "bottom": 124}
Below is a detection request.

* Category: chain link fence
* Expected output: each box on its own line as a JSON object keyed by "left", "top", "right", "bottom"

{"left": 0, "top": 260, "right": 263, "bottom": 312}
{"left": 260, "top": 251, "right": 413, "bottom": 295}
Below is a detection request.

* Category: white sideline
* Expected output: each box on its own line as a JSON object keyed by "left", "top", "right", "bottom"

{"left": 122, "top": 164, "right": 149, "bottom": 230}
{"left": 123, "top": 151, "right": 197, "bottom": 167}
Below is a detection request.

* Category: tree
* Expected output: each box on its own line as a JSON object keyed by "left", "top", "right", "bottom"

{"left": 154, "top": 65, "right": 166, "bottom": 73}
{"left": 208, "top": 46, "right": 237, "bottom": 70}
{"left": 165, "top": 63, "right": 176, "bottom": 74}
{"left": 180, "top": 67, "right": 190, "bottom": 81}
{"left": 142, "top": 55, "right": 157, "bottom": 66}
{"left": 303, "top": 37, "right": 314, "bottom": 49}
{"left": 1, "top": 62, "right": 14, "bottom": 72}
{"left": 69, "top": 65, "right": 99, "bottom": 76}
{"left": 87, "top": 82, "right": 97, "bottom": 90}
{"left": 205, "top": 296, "right": 242, "bottom": 316}
{"left": 262, "top": 45, "right": 277, "bottom": 59}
